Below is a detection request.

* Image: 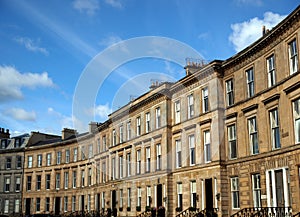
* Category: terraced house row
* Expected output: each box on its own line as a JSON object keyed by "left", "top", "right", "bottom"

{"left": 1, "top": 4, "right": 300, "bottom": 217}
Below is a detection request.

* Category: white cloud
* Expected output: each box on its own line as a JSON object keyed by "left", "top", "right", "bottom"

{"left": 99, "top": 35, "right": 122, "bottom": 47}
{"left": 229, "top": 12, "right": 286, "bottom": 52}
{"left": 0, "top": 65, "right": 55, "bottom": 101}
{"left": 14, "top": 37, "right": 49, "bottom": 55}
{"left": 72, "top": 0, "right": 100, "bottom": 15}
{"left": 198, "top": 32, "right": 209, "bottom": 40}
{"left": 4, "top": 108, "right": 36, "bottom": 122}
{"left": 48, "top": 107, "right": 88, "bottom": 133}
{"left": 85, "top": 103, "right": 111, "bottom": 120}
{"left": 104, "top": 0, "right": 122, "bottom": 9}
{"left": 94, "top": 103, "right": 112, "bottom": 119}
{"left": 99, "top": 35, "right": 129, "bottom": 53}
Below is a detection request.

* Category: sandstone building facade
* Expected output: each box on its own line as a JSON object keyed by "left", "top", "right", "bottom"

{"left": 0, "top": 129, "right": 29, "bottom": 215}
{"left": 18, "top": 4, "right": 300, "bottom": 217}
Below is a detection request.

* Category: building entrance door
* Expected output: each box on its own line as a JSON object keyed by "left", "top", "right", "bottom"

{"left": 25, "top": 198, "right": 31, "bottom": 216}
{"left": 112, "top": 190, "right": 117, "bottom": 217}
{"left": 157, "top": 184, "right": 163, "bottom": 208}
{"left": 55, "top": 197, "right": 61, "bottom": 215}
{"left": 96, "top": 193, "right": 100, "bottom": 211}
{"left": 80, "top": 195, "right": 85, "bottom": 213}
{"left": 205, "top": 179, "right": 213, "bottom": 210}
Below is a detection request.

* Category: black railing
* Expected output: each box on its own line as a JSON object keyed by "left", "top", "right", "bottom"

{"left": 293, "top": 212, "right": 300, "bottom": 217}
{"left": 137, "top": 210, "right": 151, "bottom": 217}
{"left": 231, "top": 207, "right": 292, "bottom": 217}
{"left": 197, "top": 208, "right": 218, "bottom": 217}
{"left": 136, "top": 207, "right": 165, "bottom": 217}
{"left": 176, "top": 207, "right": 201, "bottom": 217}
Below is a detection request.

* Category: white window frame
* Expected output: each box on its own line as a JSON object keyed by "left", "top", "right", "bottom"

{"left": 64, "top": 196, "right": 68, "bottom": 212}
{"left": 37, "top": 154, "right": 42, "bottom": 167}
{"left": 146, "top": 147, "right": 151, "bottom": 173}
{"left": 156, "top": 107, "right": 161, "bottom": 129}
{"left": 101, "top": 192, "right": 105, "bottom": 209}
{"left": 177, "top": 183, "right": 183, "bottom": 209}
{"left": 228, "top": 124, "right": 237, "bottom": 159}
{"left": 293, "top": 98, "right": 300, "bottom": 144}
{"left": 15, "top": 177, "right": 21, "bottom": 192}
{"left": 231, "top": 177, "right": 240, "bottom": 209}
{"left": 146, "top": 112, "right": 151, "bottom": 133}
{"left": 289, "top": 39, "right": 298, "bottom": 74}
{"left": 156, "top": 143, "right": 162, "bottom": 170}
{"left": 136, "top": 150, "right": 141, "bottom": 175}
{"left": 36, "top": 175, "right": 41, "bottom": 190}
{"left": 190, "top": 181, "right": 197, "bottom": 208}
{"left": 73, "top": 148, "right": 78, "bottom": 162}
{"left": 146, "top": 186, "right": 151, "bottom": 206}
{"left": 56, "top": 173, "right": 60, "bottom": 190}
{"left": 66, "top": 149, "right": 70, "bottom": 163}
{"left": 226, "top": 79, "right": 234, "bottom": 106}
{"left": 175, "top": 100, "right": 181, "bottom": 124}
{"left": 119, "top": 189, "right": 123, "bottom": 208}
{"left": 204, "top": 130, "right": 211, "bottom": 163}
{"left": 202, "top": 88, "right": 209, "bottom": 113}
{"left": 267, "top": 54, "right": 276, "bottom": 87}
{"left": 248, "top": 117, "right": 259, "bottom": 154}
{"left": 71, "top": 196, "right": 76, "bottom": 212}
{"left": 102, "top": 136, "right": 107, "bottom": 151}
{"left": 81, "top": 170, "right": 85, "bottom": 187}
{"left": 119, "top": 155, "right": 123, "bottom": 179}
{"left": 4, "top": 199, "right": 9, "bottom": 213}
{"left": 270, "top": 109, "right": 280, "bottom": 149}
{"left": 57, "top": 151, "right": 62, "bottom": 165}
{"left": 188, "top": 94, "right": 194, "bottom": 118}
{"left": 127, "top": 153, "right": 131, "bottom": 177}
{"left": 137, "top": 187, "right": 142, "bottom": 207}
{"left": 136, "top": 117, "right": 141, "bottom": 136}
{"left": 15, "top": 199, "right": 20, "bottom": 213}
{"left": 246, "top": 68, "right": 255, "bottom": 98}
{"left": 175, "top": 139, "right": 182, "bottom": 168}
{"left": 112, "top": 129, "right": 116, "bottom": 146}
{"left": 46, "top": 174, "right": 51, "bottom": 190}
{"left": 64, "top": 172, "right": 69, "bottom": 189}
{"left": 252, "top": 174, "right": 261, "bottom": 208}
{"left": 189, "top": 135, "right": 195, "bottom": 165}
{"left": 28, "top": 156, "right": 33, "bottom": 168}
{"left": 47, "top": 153, "right": 51, "bottom": 166}
{"left": 5, "top": 177, "right": 10, "bottom": 192}
{"left": 127, "top": 121, "right": 131, "bottom": 140}
{"left": 72, "top": 171, "right": 77, "bottom": 188}
{"left": 120, "top": 125, "right": 124, "bottom": 143}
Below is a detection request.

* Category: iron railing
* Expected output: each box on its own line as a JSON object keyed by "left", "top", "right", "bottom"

{"left": 176, "top": 207, "right": 202, "bottom": 217}
{"left": 293, "top": 212, "right": 300, "bottom": 217}
{"left": 197, "top": 208, "right": 218, "bottom": 217}
{"left": 176, "top": 207, "right": 218, "bottom": 217}
{"left": 231, "top": 207, "right": 292, "bottom": 217}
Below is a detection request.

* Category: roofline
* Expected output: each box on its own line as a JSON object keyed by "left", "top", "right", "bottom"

{"left": 223, "top": 4, "right": 300, "bottom": 68}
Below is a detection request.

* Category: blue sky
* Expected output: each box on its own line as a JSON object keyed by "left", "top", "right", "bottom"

{"left": 0, "top": 0, "right": 298, "bottom": 136}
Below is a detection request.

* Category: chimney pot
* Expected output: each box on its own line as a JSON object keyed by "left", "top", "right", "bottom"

{"left": 262, "top": 25, "right": 266, "bottom": 36}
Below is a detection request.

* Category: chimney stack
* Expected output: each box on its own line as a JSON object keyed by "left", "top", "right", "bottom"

{"left": 262, "top": 25, "right": 266, "bottom": 36}
{"left": 89, "top": 122, "right": 100, "bottom": 133}
{"left": 62, "top": 128, "right": 77, "bottom": 140}
{"left": 0, "top": 128, "right": 10, "bottom": 139}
